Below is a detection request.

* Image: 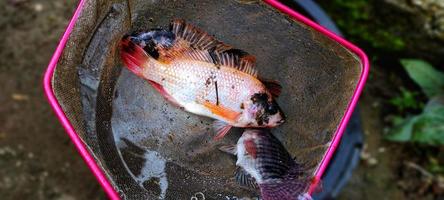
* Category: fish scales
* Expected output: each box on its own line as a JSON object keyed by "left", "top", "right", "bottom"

{"left": 120, "top": 19, "right": 285, "bottom": 139}
{"left": 148, "top": 59, "right": 261, "bottom": 113}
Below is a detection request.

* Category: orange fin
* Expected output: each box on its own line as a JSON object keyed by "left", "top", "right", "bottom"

{"left": 155, "top": 40, "right": 189, "bottom": 63}
{"left": 214, "top": 125, "right": 232, "bottom": 140}
{"left": 213, "top": 120, "right": 233, "bottom": 140}
{"left": 170, "top": 19, "right": 231, "bottom": 52}
{"left": 212, "top": 50, "right": 258, "bottom": 77}
{"left": 156, "top": 37, "right": 216, "bottom": 64}
{"left": 181, "top": 48, "right": 214, "bottom": 63}
{"left": 153, "top": 19, "right": 258, "bottom": 77}
{"left": 120, "top": 37, "right": 150, "bottom": 77}
{"left": 147, "top": 80, "right": 180, "bottom": 107}
{"left": 203, "top": 101, "right": 240, "bottom": 122}
{"left": 258, "top": 77, "right": 282, "bottom": 98}
{"left": 151, "top": 18, "right": 231, "bottom": 64}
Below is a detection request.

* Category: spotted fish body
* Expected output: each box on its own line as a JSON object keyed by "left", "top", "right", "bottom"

{"left": 220, "top": 129, "right": 312, "bottom": 200}
{"left": 120, "top": 19, "right": 285, "bottom": 139}
{"left": 139, "top": 53, "right": 265, "bottom": 125}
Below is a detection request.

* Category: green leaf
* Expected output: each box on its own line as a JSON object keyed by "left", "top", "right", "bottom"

{"left": 428, "top": 157, "right": 444, "bottom": 174}
{"left": 411, "top": 106, "right": 444, "bottom": 145}
{"left": 389, "top": 88, "right": 422, "bottom": 112}
{"left": 386, "top": 116, "right": 418, "bottom": 142}
{"left": 400, "top": 59, "right": 444, "bottom": 98}
{"left": 387, "top": 106, "right": 444, "bottom": 146}
{"left": 424, "top": 95, "right": 444, "bottom": 112}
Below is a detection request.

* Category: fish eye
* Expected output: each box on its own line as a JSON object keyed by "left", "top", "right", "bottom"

{"left": 267, "top": 103, "right": 278, "bottom": 114}
{"left": 251, "top": 93, "right": 269, "bottom": 103}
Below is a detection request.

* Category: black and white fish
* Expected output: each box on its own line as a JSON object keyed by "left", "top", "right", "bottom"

{"left": 220, "top": 129, "right": 312, "bottom": 200}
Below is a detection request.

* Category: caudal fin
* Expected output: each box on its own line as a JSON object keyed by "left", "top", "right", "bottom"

{"left": 120, "top": 37, "right": 150, "bottom": 77}
{"left": 260, "top": 179, "right": 312, "bottom": 200}
{"left": 259, "top": 162, "right": 312, "bottom": 200}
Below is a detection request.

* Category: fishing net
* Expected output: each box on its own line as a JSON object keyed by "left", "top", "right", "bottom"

{"left": 51, "top": 0, "right": 362, "bottom": 199}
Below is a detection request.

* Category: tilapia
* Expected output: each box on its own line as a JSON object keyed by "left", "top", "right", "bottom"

{"left": 120, "top": 19, "right": 285, "bottom": 139}
{"left": 220, "top": 129, "right": 312, "bottom": 200}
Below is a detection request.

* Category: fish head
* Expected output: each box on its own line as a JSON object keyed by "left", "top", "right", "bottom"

{"left": 242, "top": 92, "right": 285, "bottom": 128}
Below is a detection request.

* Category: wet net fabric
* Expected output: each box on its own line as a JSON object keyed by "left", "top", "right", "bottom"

{"left": 52, "top": 0, "right": 362, "bottom": 199}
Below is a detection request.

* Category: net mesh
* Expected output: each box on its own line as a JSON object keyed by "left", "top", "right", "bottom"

{"left": 52, "top": 0, "right": 362, "bottom": 199}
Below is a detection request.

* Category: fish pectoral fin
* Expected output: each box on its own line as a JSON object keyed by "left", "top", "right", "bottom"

{"left": 213, "top": 120, "right": 233, "bottom": 140}
{"left": 258, "top": 77, "right": 282, "bottom": 98}
{"left": 203, "top": 101, "right": 240, "bottom": 122}
{"left": 235, "top": 167, "right": 258, "bottom": 189}
{"left": 218, "top": 144, "right": 237, "bottom": 155}
{"left": 147, "top": 80, "right": 180, "bottom": 107}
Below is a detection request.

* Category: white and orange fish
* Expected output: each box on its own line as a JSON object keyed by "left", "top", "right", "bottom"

{"left": 120, "top": 19, "right": 285, "bottom": 139}
{"left": 220, "top": 129, "right": 312, "bottom": 200}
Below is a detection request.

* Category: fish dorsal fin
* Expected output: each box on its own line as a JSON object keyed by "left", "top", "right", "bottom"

{"left": 170, "top": 19, "right": 231, "bottom": 52}
{"left": 182, "top": 49, "right": 214, "bottom": 63}
{"left": 166, "top": 19, "right": 258, "bottom": 76}
{"left": 158, "top": 46, "right": 259, "bottom": 78}
{"left": 155, "top": 40, "right": 214, "bottom": 64}
{"left": 212, "top": 50, "right": 258, "bottom": 77}
{"left": 235, "top": 167, "right": 258, "bottom": 189}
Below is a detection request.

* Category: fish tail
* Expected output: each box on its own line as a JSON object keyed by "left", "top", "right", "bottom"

{"left": 120, "top": 36, "right": 151, "bottom": 77}
{"left": 260, "top": 179, "right": 311, "bottom": 200}
{"left": 259, "top": 163, "right": 311, "bottom": 200}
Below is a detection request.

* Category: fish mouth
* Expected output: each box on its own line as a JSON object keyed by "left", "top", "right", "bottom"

{"left": 268, "top": 117, "right": 285, "bottom": 127}
{"left": 276, "top": 118, "right": 285, "bottom": 124}
{"left": 275, "top": 107, "right": 286, "bottom": 124}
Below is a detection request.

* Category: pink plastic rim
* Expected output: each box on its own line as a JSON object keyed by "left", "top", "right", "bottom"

{"left": 43, "top": 0, "right": 369, "bottom": 199}
{"left": 42, "top": 0, "right": 120, "bottom": 199}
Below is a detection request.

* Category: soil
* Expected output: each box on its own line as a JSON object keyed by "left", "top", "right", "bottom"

{"left": 0, "top": 1, "right": 105, "bottom": 199}
{"left": 337, "top": 92, "right": 407, "bottom": 200}
{"left": 338, "top": 65, "right": 444, "bottom": 200}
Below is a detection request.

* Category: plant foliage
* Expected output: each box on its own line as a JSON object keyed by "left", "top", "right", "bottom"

{"left": 386, "top": 59, "right": 444, "bottom": 146}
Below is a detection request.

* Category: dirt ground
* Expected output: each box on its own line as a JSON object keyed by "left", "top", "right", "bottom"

{"left": 0, "top": 1, "right": 422, "bottom": 200}
{"left": 338, "top": 94, "right": 407, "bottom": 200}
{"left": 0, "top": 1, "right": 104, "bottom": 199}
{"left": 338, "top": 67, "right": 440, "bottom": 200}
